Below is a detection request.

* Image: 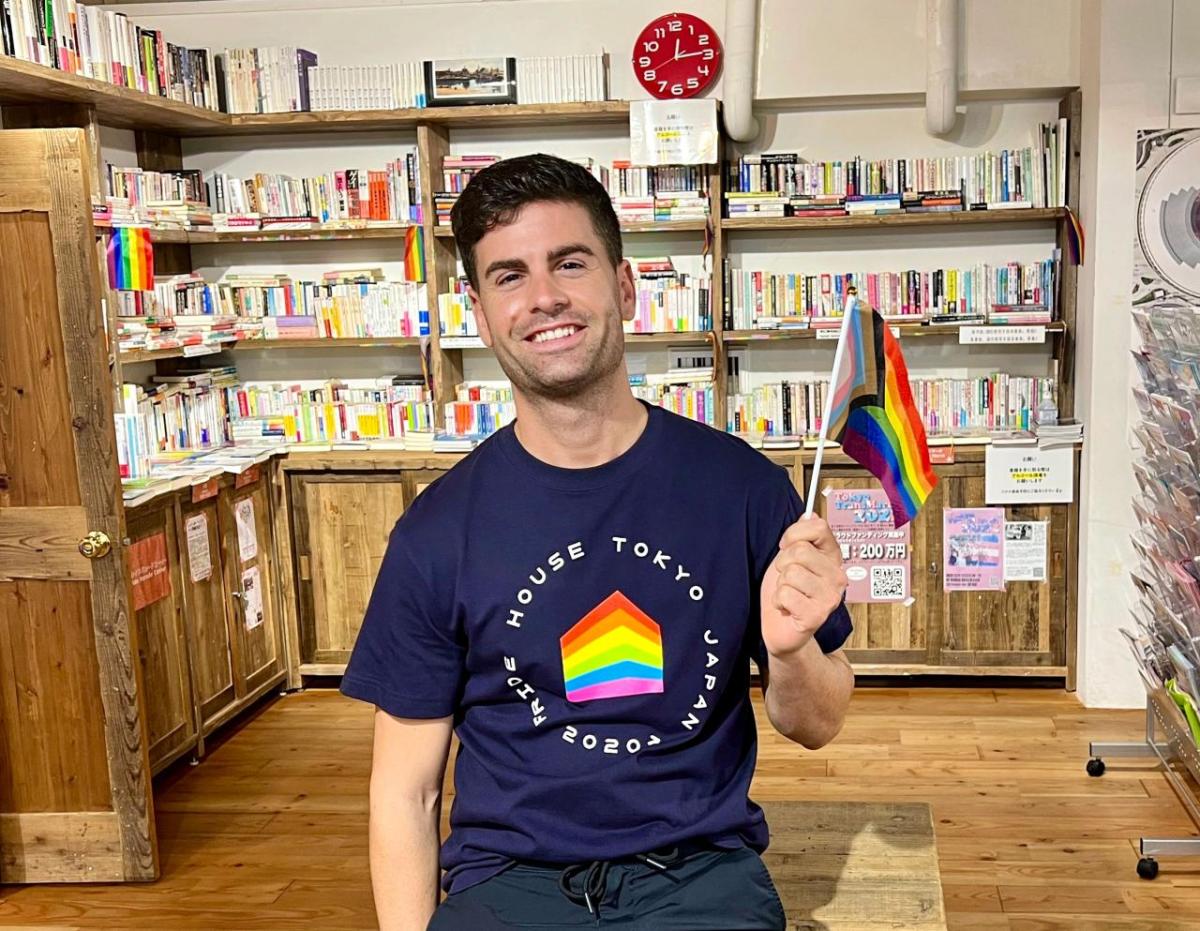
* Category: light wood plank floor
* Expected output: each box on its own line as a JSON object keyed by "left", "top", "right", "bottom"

{"left": 1, "top": 687, "right": 1197, "bottom": 929}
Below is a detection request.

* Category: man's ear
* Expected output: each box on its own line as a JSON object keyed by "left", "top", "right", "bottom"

{"left": 468, "top": 286, "right": 493, "bottom": 348}
{"left": 616, "top": 259, "right": 636, "bottom": 323}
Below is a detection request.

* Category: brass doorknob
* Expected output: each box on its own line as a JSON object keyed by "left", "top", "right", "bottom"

{"left": 78, "top": 531, "right": 112, "bottom": 559}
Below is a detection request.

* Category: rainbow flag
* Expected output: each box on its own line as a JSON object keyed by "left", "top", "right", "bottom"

{"left": 826, "top": 299, "right": 937, "bottom": 527}
{"left": 106, "top": 227, "right": 154, "bottom": 290}
{"left": 404, "top": 226, "right": 425, "bottom": 283}
{"left": 561, "top": 591, "right": 663, "bottom": 703}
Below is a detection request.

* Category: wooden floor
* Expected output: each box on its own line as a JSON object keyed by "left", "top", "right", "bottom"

{"left": 1, "top": 686, "right": 1198, "bottom": 929}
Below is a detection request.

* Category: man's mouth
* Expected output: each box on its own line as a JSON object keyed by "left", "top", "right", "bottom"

{"left": 526, "top": 324, "right": 584, "bottom": 345}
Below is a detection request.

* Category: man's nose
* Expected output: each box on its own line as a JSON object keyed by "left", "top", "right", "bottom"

{"left": 529, "top": 270, "right": 569, "bottom": 315}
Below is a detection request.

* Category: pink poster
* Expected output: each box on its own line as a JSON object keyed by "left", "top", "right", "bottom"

{"left": 943, "top": 507, "right": 1006, "bottom": 591}
{"left": 827, "top": 489, "right": 911, "bottom": 603}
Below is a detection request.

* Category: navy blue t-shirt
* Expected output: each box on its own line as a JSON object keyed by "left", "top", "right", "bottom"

{"left": 341, "top": 400, "right": 852, "bottom": 895}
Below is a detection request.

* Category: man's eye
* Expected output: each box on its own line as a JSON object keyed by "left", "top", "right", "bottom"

{"left": 497, "top": 273, "right": 521, "bottom": 285}
{"left": 559, "top": 260, "right": 584, "bottom": 271}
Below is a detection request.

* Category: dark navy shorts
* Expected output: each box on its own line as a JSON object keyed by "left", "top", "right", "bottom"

{"left": 426, "top": 844, "right": 787, "bottom": 930}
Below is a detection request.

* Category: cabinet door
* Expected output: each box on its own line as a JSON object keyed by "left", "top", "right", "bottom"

{"left": 937, "top": 473, "right": 1067, "bottom": 669}
{"left": 125, "top": 501, "right": 196, "bottom": 774}
{"left": 219, "top": 478, "right": 282, "bottom": 695}
{"left": 293, "top": 474, "right": 409, "bottom": 666}
{"left": 178, "top": 496, "right": 237, "bottom": 727}
{"left": 814, "top": 470, "right": 942, "bottom": 665}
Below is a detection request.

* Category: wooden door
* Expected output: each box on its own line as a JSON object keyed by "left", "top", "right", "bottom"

{"left": 178, "top": 493, "right": 238, "bottom": 730}
{"left": 126, "top": 499, "right": 197, "bottom": 774}
{"left": 0, "top": 129, "right": 156, "bottom": 882}
{"left": 219, "top": 477, "right": 283, "bottom": 696}
{"left": 292, "top": 473, "right": 409, "bottom": 667}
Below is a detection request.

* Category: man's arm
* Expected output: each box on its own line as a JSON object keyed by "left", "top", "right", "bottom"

{"left": 758, "top": 515, "right": 855, "bottom": 749}
{"left": 369, "top": 709, "right": 454, "bottom": 931}
{"left": 762, "top": 644, "right": 854, "bottom": 749}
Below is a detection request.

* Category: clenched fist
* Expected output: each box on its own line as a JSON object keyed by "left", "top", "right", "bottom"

{"left": 760, "top": 514, "right": 849, "bottom": 658}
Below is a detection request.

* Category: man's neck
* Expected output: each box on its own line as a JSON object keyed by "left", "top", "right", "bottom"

{"left": 512, "top": 380, "right": 648, "bottom": 470}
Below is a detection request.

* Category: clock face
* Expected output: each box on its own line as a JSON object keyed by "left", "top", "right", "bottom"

{"left": 632, "top": 12, "right": 722, "bottom": 100}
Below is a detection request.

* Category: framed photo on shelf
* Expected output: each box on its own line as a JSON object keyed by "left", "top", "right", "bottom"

{"left": 423, "top": 57, "right": 517, "bottom": 107}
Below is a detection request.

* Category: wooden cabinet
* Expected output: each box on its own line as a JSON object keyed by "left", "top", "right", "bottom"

{"left": 125, "top": 500, "right": 196, "bottom": 775}
{"left": 217, "top": 476, "right": 285, "bottom": 697}
{"left": 178, "top": 493, "right": 238, "bottom": 731}
{"left": 287, "top": 468, "right": 445, "bottom": 672}
{"left": 810, "top": 455, "right": 1073, "bottom": 674}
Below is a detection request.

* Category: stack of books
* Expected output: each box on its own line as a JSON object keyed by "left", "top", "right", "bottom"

{"left": 723, "top": 254, "right": 1061, "bottom": 330}
{"left": 209, "top": 158, "right": 422, "bottom": 225}
{"left": 515, "top": 55, "right": 609, "bottom": 104}
{"left": 845, "top": 193, "right": 902, "bottom": 216}
{"left": 308, "top": 62, "right": 426, "bottom": 110}
{"left": 1, "top": 2, "right": 221, "bottom": 111}
{"left": 901, "top": 189, "right": 964, "bottom": 213}
{"left": 218, "top": 46, "right": 318, "bottom": 114}
{"left": 627, "top": 258, "right": 711, "bottom": 333}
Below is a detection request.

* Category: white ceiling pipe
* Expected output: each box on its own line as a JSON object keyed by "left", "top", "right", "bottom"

{"left": 724, "top": 0, "right": 760, "bottom": 143}
{"left": 926, "top": 0, "right": 959, "bottom": 135}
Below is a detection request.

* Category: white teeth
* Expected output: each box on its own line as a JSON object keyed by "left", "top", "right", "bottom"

{"left": 532, "top": 326, "right": 578, "bottom": 344}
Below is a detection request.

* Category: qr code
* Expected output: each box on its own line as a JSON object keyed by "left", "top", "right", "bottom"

{"left": 871, "top": 566, "right": 906, "bottom": 600}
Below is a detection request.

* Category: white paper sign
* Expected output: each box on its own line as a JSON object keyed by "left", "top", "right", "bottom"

{"left": 241, "top": 565, "right": 264, "bottom": 630}
{"left": 1004, "top": 521, "right": 1048, "bottom": 581}
{"left": 234, "top": 497, "right": 257, "bottom": 562}
{"left": 185, "top": 513, "right": 212, "bottom": 583}
{"left": 959, "top": 325, "right": 1046, "bottom": 345}
{"left": 630, "top": 98, "right": 718, "bottom": 166}
{"left": 985, "top": 445, "right": 1074, "bottom": 503}
{"left": 816, "top": 328, "right": 841, "bottom": 340}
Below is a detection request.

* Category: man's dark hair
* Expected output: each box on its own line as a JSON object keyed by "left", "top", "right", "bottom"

{"left": 450, "top": 153, "right": 623, "bottom": 289}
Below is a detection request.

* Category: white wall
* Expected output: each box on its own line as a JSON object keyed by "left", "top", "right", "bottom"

{"left": 99, "top": 0, "right": 1079, "bottom": 104}
{"left": 1073, "top": 0, "right": 1200, "bottom": 708}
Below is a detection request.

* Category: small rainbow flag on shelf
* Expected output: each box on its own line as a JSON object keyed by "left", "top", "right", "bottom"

{"left": 404, "top": 225, "right": 425, "bottom": 283}
{"left": 561, "top": 591, "right": 664, "bottom": 703}
{"left": 106, "top": 226, "right": 154, "bottom": 290}
{"left": 819, "top": 293, "right": 937, "bottom": 528}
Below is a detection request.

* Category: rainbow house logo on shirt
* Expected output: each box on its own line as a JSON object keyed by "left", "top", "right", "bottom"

{"left": 560, "top": 591, "right": 664, "bottom": 702}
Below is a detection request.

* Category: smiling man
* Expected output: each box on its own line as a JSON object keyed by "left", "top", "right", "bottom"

{"left": 340, "top": 153, "right": 855, "bottom": 930}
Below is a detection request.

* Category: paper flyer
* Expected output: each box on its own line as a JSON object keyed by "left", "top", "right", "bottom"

{"left": 234, "top": 497, "right": 257, "bottom": 563}
{"left": 1004, "top": 521, "right": 1048, "bottom": 581}
{"left": 185, "top": 513, "right": 212, "bottom": 583}
{"left": 827, "top": 489, "right": 911, "bottom": 603}
{"left": 630, "top": 98, "right": 718, "bottom": 165}
{"left": 943, "top": 508, "right": 1006, "bottom": 591}
{"left": 129, "top": 532, "right": 171, "bottom": 611}
{"left": 241, "top": 565, "right": 264, "bottom": 631}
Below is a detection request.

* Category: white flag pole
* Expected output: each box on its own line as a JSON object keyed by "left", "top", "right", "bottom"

{"left": 804, "top": 289, "right": 859, "bottom": 517}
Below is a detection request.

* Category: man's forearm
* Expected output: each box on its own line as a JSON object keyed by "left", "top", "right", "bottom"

{"left": 763, "top": 639, "right": 854, "bottom": 749}
{"left": 369, "top": 790, "right": 443, "bottom": 931}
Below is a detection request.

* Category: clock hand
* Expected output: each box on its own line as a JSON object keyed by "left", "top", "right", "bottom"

{"left": 676, "top": 49, "right": 707, "bottom": 60}
{"left": 673, "top": 38, "right": 681, "bottom": 61}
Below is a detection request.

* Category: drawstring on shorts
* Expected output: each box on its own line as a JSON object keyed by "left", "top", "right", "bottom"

{"left": 558, "top": 846, "right": 684, "bottom": 918}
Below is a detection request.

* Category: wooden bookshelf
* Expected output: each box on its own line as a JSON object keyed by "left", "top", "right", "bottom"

{"left": 0, "top": 57, "right": 630, "bottom": 135}
{"left": 232, "top": 337, "right": 422, "bottom": 351}
{"left": 432, "top": 219, "right": 710, "bottom": 238}
{"left": 721, "top": 207, "right": 1067, "bottom": 232}
{"left": 724, "top": 321, "right": 1068, "bottom": 342}
{"left": 119, "top": 336, "right": 423, "bottom": 364}
{"left": 96, "top": 224, "right": 418, "bottom": 244}
{"left": 0, "top": 55, "right": 229, "bottom": 133}
{"left": 228, "top": 100, "right": 630, "bottom": 135}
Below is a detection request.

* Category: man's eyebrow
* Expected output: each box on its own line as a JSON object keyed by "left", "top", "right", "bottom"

{"left": 547, "top": 243, "right": 596, "bottom": 263}
{"left": 483, "top": 257, "right": 528, "bottom": 280}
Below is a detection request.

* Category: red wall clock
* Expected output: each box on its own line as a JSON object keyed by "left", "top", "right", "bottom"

{"left": 633, "top": 12, "right": 723, "bottom": 100}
